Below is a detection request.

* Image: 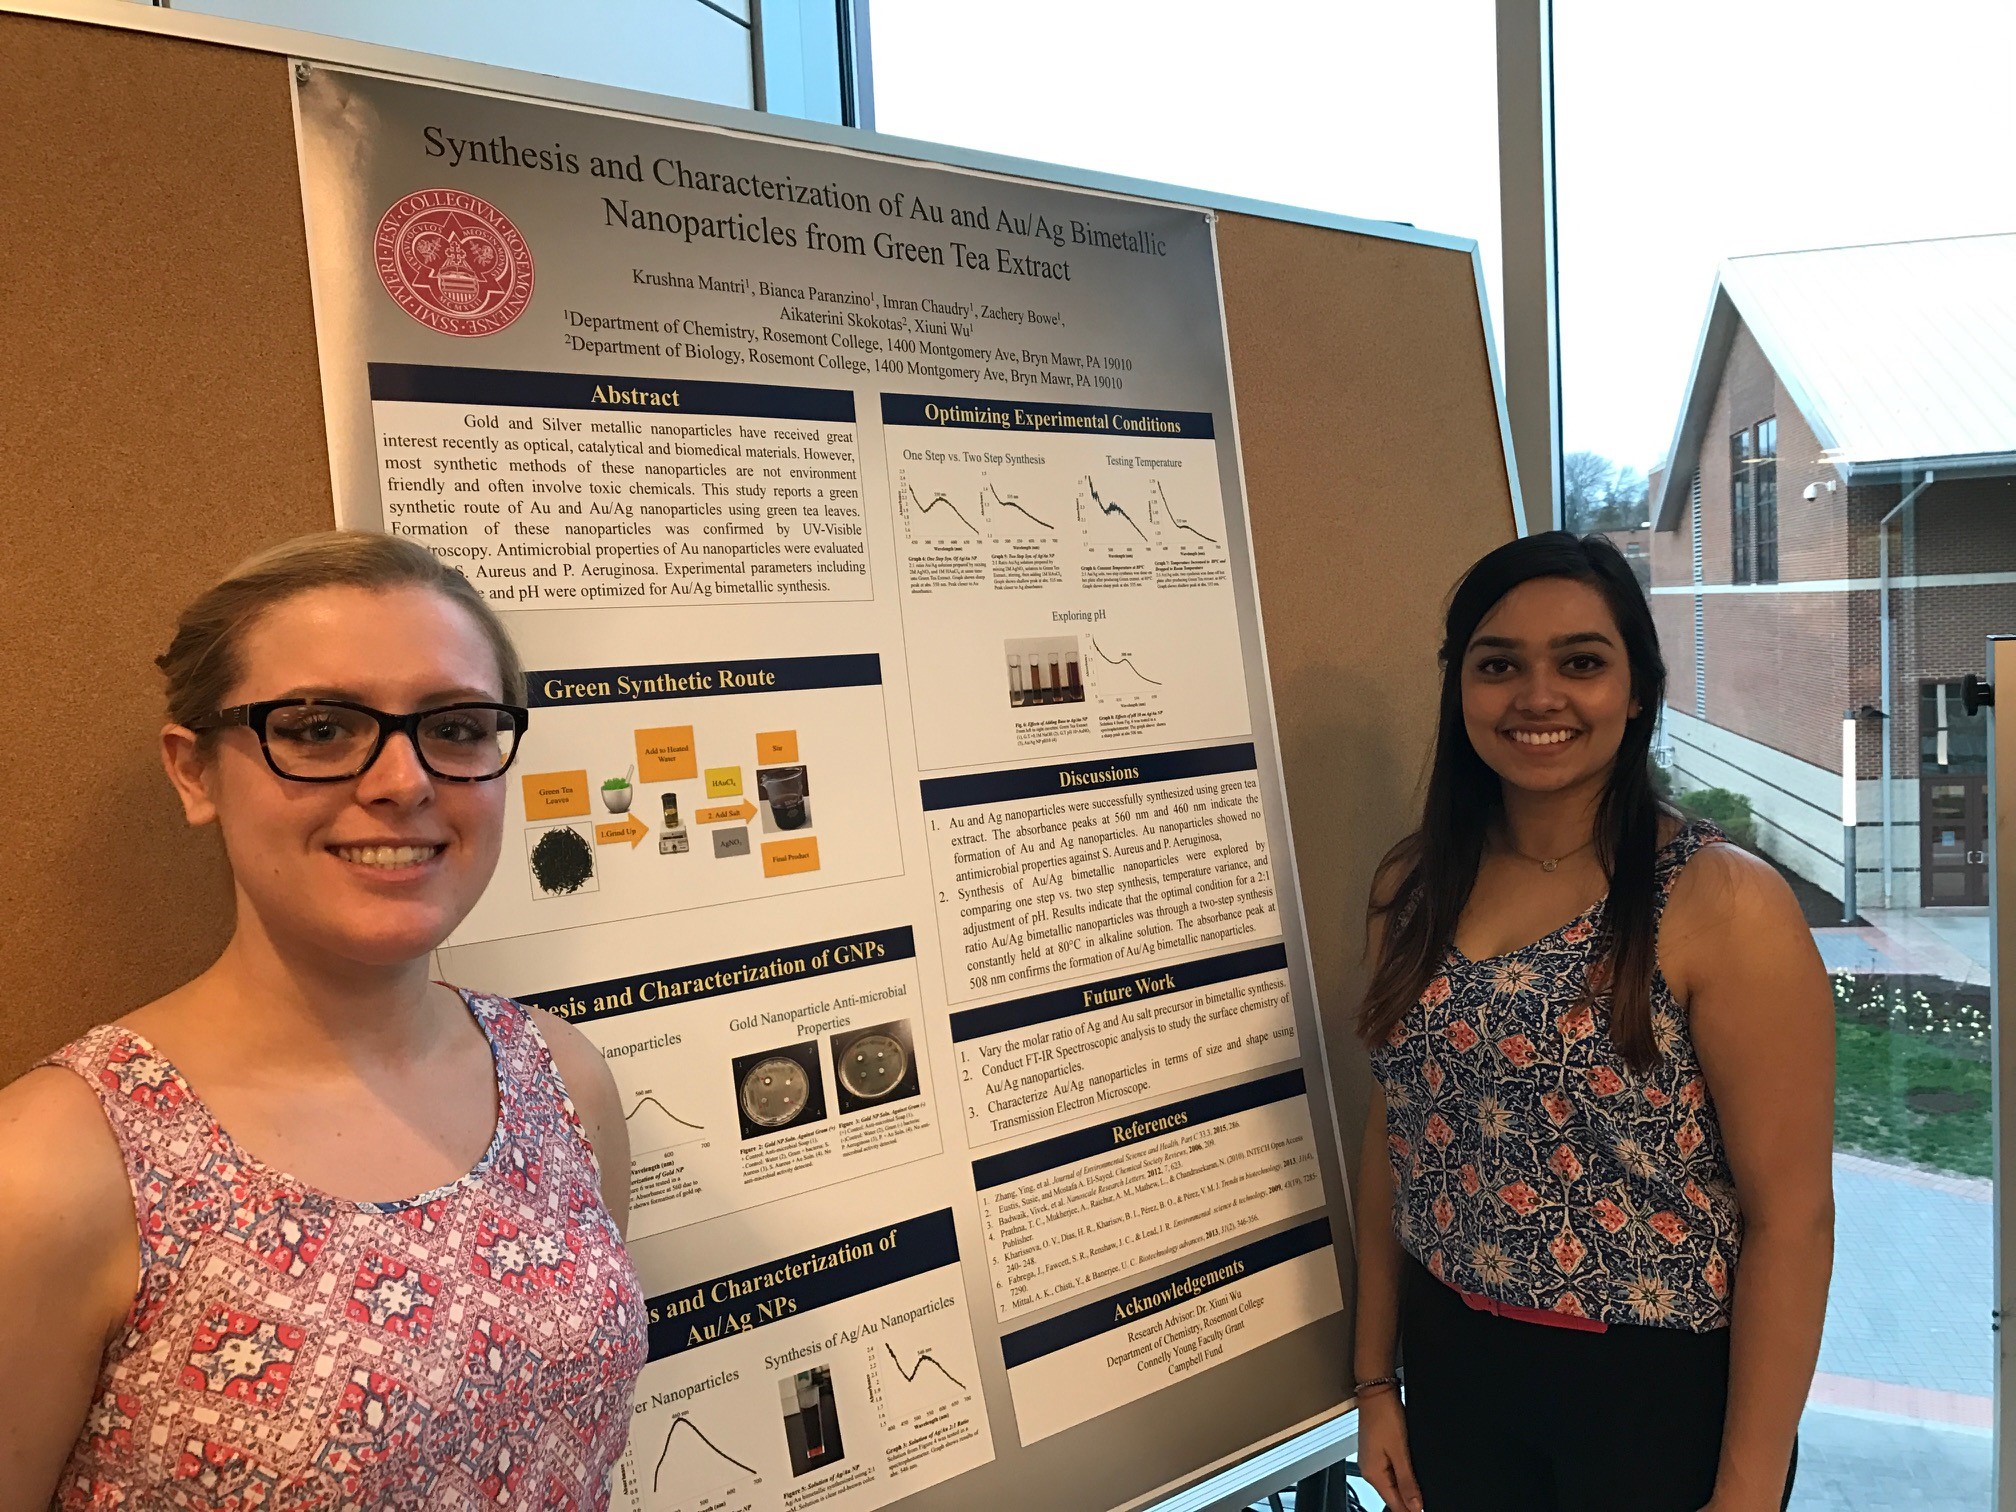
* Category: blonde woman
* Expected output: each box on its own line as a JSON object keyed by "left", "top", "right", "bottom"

{"left": 0, "top": 534, "right": 646, "bottom": 1506}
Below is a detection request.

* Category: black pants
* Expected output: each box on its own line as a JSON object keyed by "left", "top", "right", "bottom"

{"left": 1398, "top": 1256, "right": 1795, "bottom": 1511}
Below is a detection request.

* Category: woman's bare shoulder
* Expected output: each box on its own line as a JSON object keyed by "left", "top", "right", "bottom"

{"left": 0, "top": 1065, "right": 134, "bottom": 1267}
{"left": 1659, "top": 838, "right": 1810, "bottom": 992}
{"left": 525, "top": 1006, "right": 621, "bottom": 1122}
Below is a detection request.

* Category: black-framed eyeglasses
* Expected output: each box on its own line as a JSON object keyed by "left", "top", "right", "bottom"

{"left": 189, "top": 699, "right": 530, "bottom": 783}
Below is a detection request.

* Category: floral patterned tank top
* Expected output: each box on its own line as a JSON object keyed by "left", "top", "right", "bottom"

{"left": 1369, "top": 821, "right": 1743, "bottom": 1332}
{"left": 43, "top": 989, "right": 648, "bottom": 1509}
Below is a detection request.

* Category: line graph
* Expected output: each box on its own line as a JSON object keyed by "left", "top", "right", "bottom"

{"left": 623, "top": 1089, "right": 707, "bottom": 1162}
{"left": 1147, "top": 478, "right": 1219, "bottom": 545}
{"left": 883, "top": 1342, "right": 968, "bottom": 1392}
{"left": 1090, "top": 637, "right": 1163, "bottom": 688}
{"left": 980, "top": 482, "right": 1055, "bottom": 532}
{"left": 625, "top": 1092, "right": 704, "bottom": 1132}
{"left": 896, "top": 479, "right": 980, "bottom": 536}
{"left": 650, "top": 1413, "right": 757, "bottom": 1496}
{"left": 1077, "top": 476, "right": 1150, "bottom": 542}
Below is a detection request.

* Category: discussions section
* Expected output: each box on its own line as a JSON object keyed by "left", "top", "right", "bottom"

{"left": 518, "top": 930, "right": 938, "bottom": 1242}
{"left": 970, "top": 1070, "right": 1323, "bottom": 1320}
{"left": 946, "top": 944, "right": 1297, "bottom": 1147}
{"left": 371, "top": 364, "right": 868, "bottom": 605}
{"left": 457, "top": 653, "right": 900, "bottom": 943}
{"left": 617, "top": 1211, "right": 993, "bottom": 1512}
{"left": 999, "top": 1218, "right": 1341, "bottom": 1447}
{"left": 921, "top": 743, "right": 1280, "bottom": 1002}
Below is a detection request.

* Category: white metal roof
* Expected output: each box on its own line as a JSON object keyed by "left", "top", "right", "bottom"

{"left": 1652, "top": 233, "right": 2016, "bottom": 529}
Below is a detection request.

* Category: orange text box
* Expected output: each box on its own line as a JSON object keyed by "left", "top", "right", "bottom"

{"left": 705, "top": 766, "right": 743, "bottom": 798}
{"left": 761, "top": 837, "right": 821, "bottom": 878}
{"left": 521, "top": 770, "right": 589, "bottom": 820}
{"left": 595, "top": 814, "right": 650, "bottom": 849}
{"left": 756, "top": 730, "right": 799, "bottom": 763}
{"left": 634, "top": 726, "right": 696, "bottom": 782}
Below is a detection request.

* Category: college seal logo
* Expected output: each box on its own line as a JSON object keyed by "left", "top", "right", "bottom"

{"left": 373, "top": 189, "right": 533, "bottom": 336}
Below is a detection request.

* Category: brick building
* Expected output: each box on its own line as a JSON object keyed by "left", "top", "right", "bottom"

{"left": 1647, "top": 234, "right": 2016, "bottom": 911}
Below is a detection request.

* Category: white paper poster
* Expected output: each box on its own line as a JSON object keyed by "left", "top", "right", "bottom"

{"left": 297, "top": 64, "right": 1350, "bottom": 1512}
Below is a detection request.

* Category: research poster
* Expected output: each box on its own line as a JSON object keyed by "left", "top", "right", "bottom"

{"left": 297, "top": 65, "right": 1349, "bottom": 1512}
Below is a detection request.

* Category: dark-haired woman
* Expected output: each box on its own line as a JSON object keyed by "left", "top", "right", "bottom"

{"left": 1351, "top": 533, "right": 1832, "bottom": 1512}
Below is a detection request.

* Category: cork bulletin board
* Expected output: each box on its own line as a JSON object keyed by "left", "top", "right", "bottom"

{"left": 0, "top": 7, "right": 1516, "bottom": 1411}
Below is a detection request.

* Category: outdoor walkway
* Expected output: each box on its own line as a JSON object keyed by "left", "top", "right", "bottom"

{"left": 1792, "top": 910, "right": 1991, "bottom": 1508}
{"left": 1813, "top": 906, "right": 1990, "bottom": 986}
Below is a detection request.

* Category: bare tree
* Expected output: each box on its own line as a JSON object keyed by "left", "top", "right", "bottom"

{"left": 1563, "top": 452, "right": 1648, "bottom": 534}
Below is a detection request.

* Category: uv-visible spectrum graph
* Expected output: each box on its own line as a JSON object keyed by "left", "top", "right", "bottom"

{"left": 649, "top": 1419, "right": 758, "bottom": 1507}
{"left": 1076, "top": 476, "right": 1150, "bottom": 542}
{"left": 883, "top": 1342, "right": 968, "bottom": 1393}
{"left": 1089, "top": 637, "right": 1163, "bottom": 689}
{"left": 899, "top": 473, "right": 1060, "bottom": 542}
{"left": 1146, "top": 478, "right": 1219, "bottom": 545}
{"left": 896, "top": 477, "right": 981, "bottom": 537}
{"left": 979, "top": 481, "right": 1055, "bottom": 532}
{"left": 867, "top": 1331, "right": 976, "bottom": 1431}
{"left": 624, "top": 1089, "right": 706, "bottom": 1153}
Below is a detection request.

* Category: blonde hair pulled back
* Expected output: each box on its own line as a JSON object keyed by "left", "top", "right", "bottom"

{"left": 158, "top": 531, "right": 526, "bottom": 731}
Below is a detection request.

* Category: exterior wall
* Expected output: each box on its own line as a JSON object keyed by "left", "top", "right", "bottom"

{"left": 1663, "top": 707, "right": 1886, "bottom": 904}
{"left": 1697, "top": 589, "right": 1853, "bottom": 770}
{"left": 1643, "top": 316, "right": 2016, "bottom": 907}
{"left": 1649, "top": 465, "right": 1694, "bottom": 591}
{"left": 1653, "top": 596, "right": 1697, "bottom": 712}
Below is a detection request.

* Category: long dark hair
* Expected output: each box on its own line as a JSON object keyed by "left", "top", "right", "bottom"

{"left": 1357, "top": 532, "right": 1673, "bottom": 1071}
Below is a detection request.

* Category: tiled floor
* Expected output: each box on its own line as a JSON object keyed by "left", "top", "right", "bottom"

{"left": 1820, "top": 1153, "right": 1990, "bottom": 1399}
{"left": 1814, "top": 907, "right": 1990, "bottom": 986}
{"left": 1793, "top": 1404, "right": 1990, "bottom": 1510}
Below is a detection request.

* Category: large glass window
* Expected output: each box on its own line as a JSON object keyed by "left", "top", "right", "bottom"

{"left": 1561, "top": 4, "right": 2015, "bottom": 1504}
{"left": 1730, "top": 428, "right": 1754, "bottom": 583}
{"left": 1755, "top": 415, "right": 1778, "bottom": 583}
{"left": 870, "top": 1, "right": 1505, "bottom": 351}
{"left": 146, "top": 0, "right": 763, "bottom": 112}
{"left": 1730, "top": 419, "right": 1777, "bottom": 584}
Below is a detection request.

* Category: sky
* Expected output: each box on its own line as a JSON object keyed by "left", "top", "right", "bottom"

{"left": 871, "top": 0, "right": 2016, "bottom": 475}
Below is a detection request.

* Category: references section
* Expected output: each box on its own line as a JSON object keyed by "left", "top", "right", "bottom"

{"left": 971, "top": 1070, "right": 1324, "bottom": 1320}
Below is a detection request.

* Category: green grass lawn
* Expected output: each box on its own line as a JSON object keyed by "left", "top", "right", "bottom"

{"left": 1833, "top": 1006, "right": 1992, "bottom": 1179}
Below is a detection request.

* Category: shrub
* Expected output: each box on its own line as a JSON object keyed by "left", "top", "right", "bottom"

{"left": 1673, "top": 786, "right": 1756, "bottom": 851}
{"left": 1648, "top": 757, "right": 1675, "bottom": 800}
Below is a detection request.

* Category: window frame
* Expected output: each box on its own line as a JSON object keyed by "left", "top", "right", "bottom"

{"left": 1754, "top": 415, "right": 1778, "bottom": 583}
{"left": 1730, "top": 427, "right": 1755, "bottom": 583}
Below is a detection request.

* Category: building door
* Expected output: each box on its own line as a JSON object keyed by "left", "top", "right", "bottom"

{"left": 1919, "top": 774, "right": 1988, "bottom": 906}
{"left": 1919, "top": 679, "right": 1990, "bottom": 907}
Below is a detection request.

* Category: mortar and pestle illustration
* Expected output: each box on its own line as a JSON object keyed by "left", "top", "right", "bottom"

{"left": 600, "top": 766, "right": 635, "bottom": 813}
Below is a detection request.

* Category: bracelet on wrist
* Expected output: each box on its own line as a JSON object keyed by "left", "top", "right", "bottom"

{"left": 1354, "top": 1375, "right": 1401, "bottom": 1399}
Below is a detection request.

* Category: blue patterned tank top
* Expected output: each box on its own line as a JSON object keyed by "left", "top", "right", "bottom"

{"left": 1369, "top": 820, "right": 1742, "bottom": 1332}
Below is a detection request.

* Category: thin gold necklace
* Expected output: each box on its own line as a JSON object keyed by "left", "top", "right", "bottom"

{"left": 1501, "top": 833, "right": 1596, "bottom": 873}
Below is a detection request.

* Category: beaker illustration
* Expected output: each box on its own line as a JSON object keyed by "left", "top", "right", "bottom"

{"left": 760, "top": 766, "right": 810, "bottom": 829}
